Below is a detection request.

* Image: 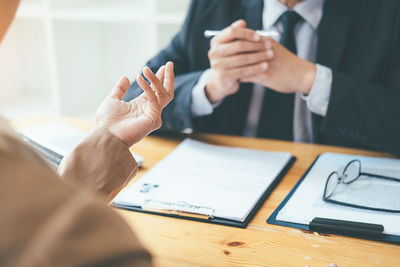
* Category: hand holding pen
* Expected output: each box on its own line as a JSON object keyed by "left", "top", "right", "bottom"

{"left": 204, "top": 19, "right": 317, "bottom": 101}
{"left": 202, "top": 20, "right": 277, "bottom": 104}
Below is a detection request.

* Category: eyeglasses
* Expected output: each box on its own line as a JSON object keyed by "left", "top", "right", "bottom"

{"left": 323, "top": 159, "right": 400, "bottom": 213}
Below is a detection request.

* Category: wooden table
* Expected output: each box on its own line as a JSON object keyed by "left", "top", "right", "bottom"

{"left": 13, "top": 117, "right": 400, "bottom": 267}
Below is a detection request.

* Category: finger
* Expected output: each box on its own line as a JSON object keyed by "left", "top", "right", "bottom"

{"left": 264, "top": 38, "right": 273, "bottom": 49}
{"left": 143, "top": 66, "right": 168, "bottom": 97}
{"left": 164, "top": 61, "right": 175, "bottom": 96}
{"left": 210, "top": 20, "right": 246, "bottom": 47}
{"left": 240, "top": 76, "right": 260, "bottom": 84}
{"left": 110, "top": 76, "right": 131, "bottom": 100}
{"left": 136, "top": 75, "right": 157, "bottom": 103}
{"left": 211, "top": 26, "right": 260, "bottom": 46}
{"left": 225, "top": 62, "right": 269, "bottom": 80}
{"left": 211, "top": 50, "right": 274, "bottom": 69}
{"left": 156, "top": 65, "right": 165, "bottom": 85}
{"left": 209, "top": 40, "right": 266, "bottom": 58}
{"left": 231, "top": 19, "right": 247, "bottom": 28}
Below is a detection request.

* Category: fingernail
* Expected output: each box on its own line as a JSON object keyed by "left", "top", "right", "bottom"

{"left": 328, "top": 264, "right": 338, "bottom": 267}
{"left": 253, "top": 33, "right": 261, "bottom": 41}
{"left": 266, "top": 50, "right": 274, "bottom": 58}
{"left": 261, "top": 62, "right": 268, "bottom": 70}
{"left": 265, "top": 41, "right": 272, "bottom": 49}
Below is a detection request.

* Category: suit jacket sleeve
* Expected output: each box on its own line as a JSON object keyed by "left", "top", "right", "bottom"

{"left": 123, "top": 0, "right": 204, "bottom": 132}
{"left": 321, "top": 7, "right": 400, "bottom": 155}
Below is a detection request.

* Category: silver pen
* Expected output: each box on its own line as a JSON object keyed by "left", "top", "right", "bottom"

{"left": 204, "top": 29, "right": 280, "bottom": 38}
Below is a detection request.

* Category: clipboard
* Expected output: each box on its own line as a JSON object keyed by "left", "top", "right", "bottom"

{"left": 114, "top": 156, "right": 296, "bottom": 228}
{"left": 267, "top": 155, "right": 400, "bottom": 244}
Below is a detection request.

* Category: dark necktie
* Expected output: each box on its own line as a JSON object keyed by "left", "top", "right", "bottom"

{"left": 256, "top": 10, "right": 303, "bottom": 140}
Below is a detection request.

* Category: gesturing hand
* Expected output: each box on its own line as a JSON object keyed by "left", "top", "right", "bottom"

{"left": 95, "top": 62, "right": 174, "bottom": 147}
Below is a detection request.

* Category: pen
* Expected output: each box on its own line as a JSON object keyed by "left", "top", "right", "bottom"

{"left": 309, "top": 217, "right": 384, "bottom": 238}
{"left": 204, "top": 30, "right": 280, "bottom": 38}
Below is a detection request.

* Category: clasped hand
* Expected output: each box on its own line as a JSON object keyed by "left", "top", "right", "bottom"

{"left": 206, "top": 20, "right": 317, "bottom": 103}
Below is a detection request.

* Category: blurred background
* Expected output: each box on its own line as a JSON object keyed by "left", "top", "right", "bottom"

{"left": 0, "top": 0, "right": 190, "bottom": 121}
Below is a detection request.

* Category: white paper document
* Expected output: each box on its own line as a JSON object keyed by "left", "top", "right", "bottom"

{"left": 114, "top": 138, "right": 293, "bottom": 222}
{"left": 276, "top": 152, "right": 400, "bottom": 236}
{"left": 18, "top": 122, "right": 88, "bottom": 156}
{"left": 17, "top": 121, "right": 143, "bottom": 165}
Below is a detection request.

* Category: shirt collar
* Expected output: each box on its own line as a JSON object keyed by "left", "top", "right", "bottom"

{"left": 263, "top": 0, "right": 325, "bottom": 30}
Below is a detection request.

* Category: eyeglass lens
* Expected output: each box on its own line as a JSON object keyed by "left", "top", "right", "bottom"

{"left": 343, "top": 160, "right": 361, "bottom": 184}
{"left": 325, "top": 172, "right": 340, "bottom": 199}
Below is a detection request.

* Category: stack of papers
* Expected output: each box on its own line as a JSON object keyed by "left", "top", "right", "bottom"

{"left": 18, "top": 121, "right": 143, "bottom": 167}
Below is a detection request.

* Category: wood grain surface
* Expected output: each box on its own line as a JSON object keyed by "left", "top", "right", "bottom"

{"left": 13, "top": 117, "right": 400, "bottom": 267}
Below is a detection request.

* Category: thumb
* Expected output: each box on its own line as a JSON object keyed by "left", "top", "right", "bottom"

{"left": 110, "top": 76, "right": 131, "bottom": 100}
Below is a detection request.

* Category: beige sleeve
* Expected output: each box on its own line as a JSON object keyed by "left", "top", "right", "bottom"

{"left": 0, "top": 120, "right": 151, "bottom": 266}
{"left": 14, "top": 188, "right": 152, "bottom": 267}
{"left": 59, "top": 127, "right": 138, "bottom": 202}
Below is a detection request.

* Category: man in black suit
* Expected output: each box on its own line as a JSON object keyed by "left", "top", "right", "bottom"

{"left": 124, "top": 0, "right": 400, "bottom": 155}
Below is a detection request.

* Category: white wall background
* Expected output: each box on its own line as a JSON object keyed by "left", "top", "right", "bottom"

{"left": 0, "top": 0, "right": 190, "bottom": 120}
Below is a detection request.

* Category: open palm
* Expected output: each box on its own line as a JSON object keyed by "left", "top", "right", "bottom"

{"left": 95, "top": 62, "right": 174, "bottom": 147}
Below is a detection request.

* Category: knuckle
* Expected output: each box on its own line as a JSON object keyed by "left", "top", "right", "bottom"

{"left": 256, "top": 63, "right": 266, "bottom": 73}
{"left": 260, "top": 51, "right": 268, "bottom": 60}
{"left": 210, "top": 59, "right": 220, "bottom": 69}
{"left": 210, "top": 37, "right": 217, "bottom": 47}
{"left": 227, "top": 27, "right": 235, "bottom": 36}
{"left": 208, "top": 49, "right": 214, "bottom": 59}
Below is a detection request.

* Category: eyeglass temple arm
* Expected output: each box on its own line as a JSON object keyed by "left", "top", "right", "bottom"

{"left": 360, "top": 172, "right": 400, "bottom": 182}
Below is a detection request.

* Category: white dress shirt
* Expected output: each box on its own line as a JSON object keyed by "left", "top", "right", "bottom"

{"left": 191, "top": 0, "right": 332, "bottom": 143}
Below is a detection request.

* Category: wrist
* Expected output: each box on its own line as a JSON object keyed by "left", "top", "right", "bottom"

{"left": 205, "top": 82, "right": 224, "bottom": 103}
{"left": 100, "top": 124, "right": 137, "bottom": 148}
{"left": 205, "top": 73, "right": 239, "bottom": 103}
{"left": 299, "top": 62, "right": 317, "bottom": 95}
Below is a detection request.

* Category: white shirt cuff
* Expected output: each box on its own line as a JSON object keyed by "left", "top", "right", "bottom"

{"left": 191, "top": 69, "right": 221, "bottom": 117}
{"left": 303, "top": 64, "right": 333, "bottom": 117}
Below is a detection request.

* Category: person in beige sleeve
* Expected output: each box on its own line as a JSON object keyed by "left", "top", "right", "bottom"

{"left": 0, "top": 1, "right": 174, "bottom": 266}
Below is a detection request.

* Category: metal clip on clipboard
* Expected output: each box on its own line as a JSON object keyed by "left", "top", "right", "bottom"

{"left": 142, "top": 200, "right": 215, "bottom": 220}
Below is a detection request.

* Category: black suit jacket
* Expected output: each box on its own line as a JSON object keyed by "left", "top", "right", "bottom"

{"left": 124, "top": 0, "right": 400, "bottom": 155}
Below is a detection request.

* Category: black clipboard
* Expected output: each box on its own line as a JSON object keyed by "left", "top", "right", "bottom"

{"left": 114, "top": 156, "right": 296, "bottom": 228}
{"left": 267, "top": 155, "right": 400, "bottom": 245}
